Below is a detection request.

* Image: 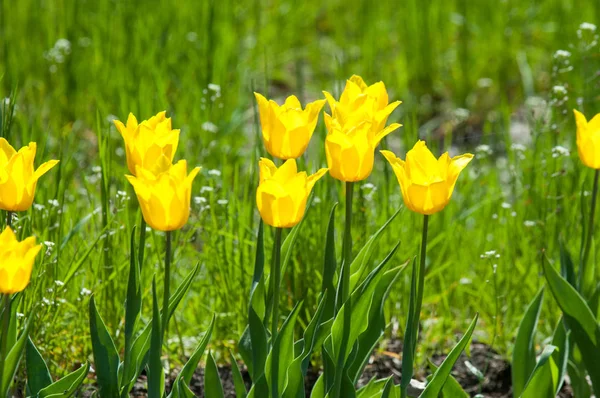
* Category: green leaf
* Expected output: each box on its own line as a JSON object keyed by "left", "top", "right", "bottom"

{"left": 229, "top": 350, "right": 247, "bottom": 398}
{"left": 205, "top": 351, "right": 225, "bottom": 398}
{"left": 173, "top": 378, "right": 195, "bottom": 398}
{"left": 26, "top": 337, "right": 52, "bottom": 395}
{"left": 321, "top": 204, "right": 338, "bottom": 321}
{"left": 266, "top": 301, "right": 303, "bottom": 396}
{"left": 427, "top": 360, "right": 469, "bottom": 398}
{"left": 147, "top": 279, "right": 165, "bottom": 398}
{"left": 249, "top": 307, "right": 268, "bottom": 381}
{"left": 559, "top": 240, "right": 576, "bottom": 288}
{"left": 348, "top": 261, "right": 407, "bottom": 383}
{"left": 88, "top": 296, "right": 119, "bottom": 398}
{"left": 400, "top": 257, "right": 418, "bottom": 393}
{"left": 349, "top": 208, "right": 400, "bottom": 292}
{"left": 122, "top": 227, "right": 142, "bottom": 391}
{"left": 420, "top": 314, "right": 478, "bottom": 398}
{"left": 512, "top": 288, "right": 544, "bottom": 397}
{"left": 520, "top": 345, "right": 557, "bottom": 398}
{"left": 1, "top": 316, "right": 29, "bottom": 397}
{"left": 332, "top": 242, "right": 401, "bottom": 364}
{"left": 551, "top": 319, "right": 569, "bottom": 396}
{"left": 169, "top": 315, "right": 215, "bottom": 397}
{"left": 543, "top": 256, "right": 600, "bottom": 395}
{"left": 38, "top": 362, "right": 90, "bottom": 398}
{"left": 250, "top": 221, "right": 266, "bottom": 320}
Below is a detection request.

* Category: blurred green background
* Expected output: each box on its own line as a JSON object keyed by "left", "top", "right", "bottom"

{"left": 1, "top": 0, "right": 600, "bottom": 378}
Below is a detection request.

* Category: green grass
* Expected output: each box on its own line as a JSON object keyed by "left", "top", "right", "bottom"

{"left": 1, "top": 0, "right": 600, "bottom": 380}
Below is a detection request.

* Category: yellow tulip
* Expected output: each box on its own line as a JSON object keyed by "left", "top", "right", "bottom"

{"left": 381, "top": 141, "right": 473, "bottom": 215}
{"left": 324, "top": 113, "right": 400, "bottom": 182}
{"left": 126, "top": 160, "right": 201, "bottom": 231}
{"left": 574, "top": 109, "right": 600, "bottom": 169}
{"left": 256, "top": 158, "right": 327, "bottom": 228}
{"left": 323, "top": 75, "right": 401, "bottom": 133}
{"left": 114, "top": 111, "right": 180, "bottom": 175}
{"left": 0, "top": 227, "right": 41, "bottom": 294}
{"left": 0, "top": 138, "right": 59, "bottom": 211}
{"left": 254, "top": 93, "right": 326, "bottom": 160}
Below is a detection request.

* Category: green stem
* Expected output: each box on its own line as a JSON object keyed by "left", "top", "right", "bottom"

{"left": 0, "top": 294, "right": 11, "bottom": 394}
{"left": 6, "top": 211, "right": 12, "bottom": 228}
{"left": 332, "top": 181, "right": 354, "bottom": 398}
{"left": 162, "top": 231, "right": 172, "bottom": 343}
{"left": 271, "top": 227, "right": 282, "bottom": 398}
{"left": 580, "top": 169, "right": 599, "bottom": 293}
{"left": 138, "top": 216, "right": 146, "bottom": 271}
{"left": 401, "top": 214, "right": 429, "bottom": 398}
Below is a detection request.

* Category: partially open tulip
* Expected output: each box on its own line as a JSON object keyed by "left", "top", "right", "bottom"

{"left": 0, "top": 138, "right": 59, "bottom": 211}
{"left": 126, "top": 160, "right": 200, "bottom": 231}
{"left": 325, "top": 113, "right": 400, "bottom": 182}
{"left": 323, "top": 75, "right": 401, "bottom": 133}
{"left": 254, "top": 93, "right": 326, "bottom": 160}
{"left": 574, "top": 109, "right": 600, "bottom": 169}
{"left": 381, "top": 141, "right": 473, "bottom": 215}
{"left": 0, "top": 227, "right": 41, "bottom": 294}
{"left": 256, "top": 158, "right": 327, "bottom": 228}
{"left": 114, "top": 111, "right": 180, "bottom": 176}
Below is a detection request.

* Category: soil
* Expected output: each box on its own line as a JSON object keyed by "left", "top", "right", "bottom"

{"left": 81, "top": 340, "right": 573, "bottom": 397}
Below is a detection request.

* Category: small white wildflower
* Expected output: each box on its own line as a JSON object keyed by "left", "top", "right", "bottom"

{"left": 33, "top": 204, "right": 45, "bottom": 211}
{"left": 579, "top": 22, "right": 597, "bottom": 33}
{"left": 115, "top": 147, "right": 125, "bottom": 157}
{"left": 208, "top": 83, "right": 221, "bottom": 92}
{"left": 201, "top": 186, "right": 214, "bottom": 194}
{"left": 552, "top": 85, "right": 568, "bottom": 95}
{"left": 524, "top": 220, "right": 536, "bottom": 227}
{"left": 492, "top": 213, "right": 498, "bottom": 219}
{"left": 106, "top": 114, "right": 117, "bottom": 123}
{"left": 454, "top": 108, "right": 470, "bottom": 121}
{"left": 194, "top": 196, "right": 207, "bottom": 205}
{"left": 313, "top": 196, "right": 322, "bottom": 204}
{"left": 80, "top": 288, "right": 92, "bottom": 296}
{"left": 57, "top": 298, "right": 67, "bottom": 304}
{"left": 208, "top": 169, "right": 222, "bottom": 177}
{"left": 477, "top": 78, "right": 493, "bottom": 88}
{"left": 42, "top": 298, "right": 52, "bottom": 306}
{"left": 475, "top": 144, "right": 493, "bottom": 157}
{"left": 459, "top": 277, "right": 472, "bottom": 285}
{"left": 554, "top": 50, "right": 572, "bottom": 59}
{"left": 511, "top": 211, "right": 517, "bottom": 217}
{"left": 16, "top": 313, "right": 24, "bottom": 319}
{"left": 44, "top": 241, "right": 55, "bottom": 256}
{"left": 217, "top": 199, "right": 228, "bottom": 206}
{"left": 552, "top": 145, "right": 570, "bottom": 158}
{"left": 510, "top": 143, "right": 526, "bottom": 152}
{"left": 55, "top": 280, "right": 65, "bottom": 287}
{"left": 501, "top": 202, "right": 511, "bottom": 209}
{"left": 202, "top": 121, "right": 218, "bottom": 133}
{"left": 92, "top": 166, "right": 102, "bottom": 173}
{"left": 186, "top": 32, "right": 198, "bottom": 42}
{"left": 48, "top": 199, "right": 60, "bottom": 207}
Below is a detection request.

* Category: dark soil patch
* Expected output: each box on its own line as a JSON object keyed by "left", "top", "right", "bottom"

{"left": 76, "top": 340, "right": 573, "bottom": 397}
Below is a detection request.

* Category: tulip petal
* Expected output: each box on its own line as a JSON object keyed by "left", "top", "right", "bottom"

{"left": 33, "top": 159, "right": 59, "bottom": 181}
{"left": 373, "top": 123, "right": 402, "bottom": 146}
{"left": 284, "top": 95, "right": 302, "bottom": 109}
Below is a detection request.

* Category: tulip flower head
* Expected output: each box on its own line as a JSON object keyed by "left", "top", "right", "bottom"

{"left": 381, "top": 141, "right": 473, "bottom": 215}
{"left": 114, "top": 111, "right": 180, "bottom": 175}
{"left": 0, "top": 227, "right": 41, "bottom": 294}
{"left": 325, "top": 113, "right": 400, "bottom": 182}
{"left": 254, "top": 93, "right": 326, "bottom": 160}
{"left": 323, "top": 75, "right": 401, "bottom": 133}
{"left": 0, "top": 138, "right": 59, "bottom": 211}
{"left": 126, "top": 160, "right": 200, "bottom": 231}
{"left": 256, "top": 158, "right": 328, "bottom": 228}
{"left": 574, "top": 109, "right": 600, "bottom": 169}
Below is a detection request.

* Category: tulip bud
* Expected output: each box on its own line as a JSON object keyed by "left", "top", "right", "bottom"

{"left": 574, "top": 109, "right": 600, "bottom": 169}
{"left": 0, "top": 227, "right": 41, "bottom": 294}
{"left": 256, "top": 158, "right": 327, "bottom": 228}
{"left": 0, "top": 138, "right": 59, "bottom": 211}
{"left": 381, "top": 141, "right": 473, "bottom": 215}
{"left": 114, "top": 111, "right": 180, "bottom": 176}
{"left": 126, "top": 160, "right": 200, "bottom": 231}
{"left": 254, "top": 93, "right": 326, "bottom": 160}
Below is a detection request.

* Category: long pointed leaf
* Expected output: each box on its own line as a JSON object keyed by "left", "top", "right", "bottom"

{"left": 89, "top": 296, "right": 119, "bottom": 398}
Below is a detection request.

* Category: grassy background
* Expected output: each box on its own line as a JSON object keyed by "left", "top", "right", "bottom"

{"left": 1, "top": 0, "right": 600, "bottom": 378}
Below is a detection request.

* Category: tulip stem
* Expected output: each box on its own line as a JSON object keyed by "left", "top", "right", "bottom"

{"left": 401, "top": 214, "right": 429, "bottom": 398}
{"left": 580, "top": 169, "right": 599, "bottom": 293}
{"left": 161, "top": 231, "right": 172, "bottom": 345}
{"left": 0, "top": 294, "right": 11, "bottom": 394}
{"left": 271, "top": 227, "right": 283, "bottom": 398}
{"left": 138, "top": 216, "right": 146, "bottom": 271}
{"left": 332, "top": 181, "right": 354, "bottom": 398}
{"left": 6, "top": 211, "right": 12, "bottom": 228}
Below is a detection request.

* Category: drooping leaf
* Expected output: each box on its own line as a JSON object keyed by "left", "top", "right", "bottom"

{"left": 420, "top": 314, "right": 478, "bottom": 398}
{"left": 38, "top": 362, "right": 90, "bottom": 398}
